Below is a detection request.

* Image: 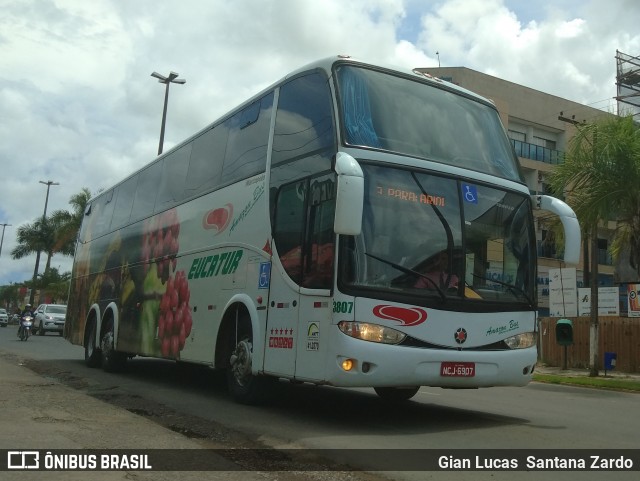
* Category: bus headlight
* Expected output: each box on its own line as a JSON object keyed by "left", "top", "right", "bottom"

{"left": 338, "top": 321, "right": 406, "bottom": 345}
{"left": 504, "top": 332, "right": 537, "bottom": 349}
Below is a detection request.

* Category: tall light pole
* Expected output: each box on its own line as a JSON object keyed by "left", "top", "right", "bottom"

{"left": 29, "top": 180, "right": 59, "bottom": 305}
{"left": 151, "top": 71, "right": 186, "bottom": 155}
{"left": 0, "top": 223, "right": 11, "bottom": 257}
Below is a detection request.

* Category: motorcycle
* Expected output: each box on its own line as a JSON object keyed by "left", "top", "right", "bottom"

{"left": 18, "top": 315, "right": 33, "bottom": 341}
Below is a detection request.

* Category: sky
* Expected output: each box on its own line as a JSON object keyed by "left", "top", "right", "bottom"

{"left": 0, "top": 0, "right": 639, "bottom": 286}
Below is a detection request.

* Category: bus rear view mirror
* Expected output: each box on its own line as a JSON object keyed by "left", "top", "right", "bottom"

{"left": 334, "top": 152, "right": 364, "bottom": 236}
{"left": 533, "top": 195, "right": 581, "bottom": 265}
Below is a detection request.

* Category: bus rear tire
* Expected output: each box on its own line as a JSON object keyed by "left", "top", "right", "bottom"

{"left": 84, "top": 319, "right": 101, "bottom": 368}
{"left": 374, "top": 386, "right": 420, "bottom": 402}
{"left": 100, "top": 319, "right": 127, "bottom": 372}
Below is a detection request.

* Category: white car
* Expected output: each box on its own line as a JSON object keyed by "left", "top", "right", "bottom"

{"left": 34, "top": 304, "right": 67, "bottom": 336}
{"left": 0, "top": 308, "right": 8, "bottom": 328}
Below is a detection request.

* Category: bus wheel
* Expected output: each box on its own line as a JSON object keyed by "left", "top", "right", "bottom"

{"left": 374, "top": 386, "right": 420, "bottom": 402}
{"left": 84, "top": 319, "right": 101, "bottom": 368}
{"left": 227, "top": 338, "right": 272, "bottom": 404}
{"left": 100, "top": 320, "right": 127, "bottom": 372}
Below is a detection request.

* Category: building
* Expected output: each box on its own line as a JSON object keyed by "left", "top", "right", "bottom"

{"left": 417, "top": 66, "right": 617, "bottom": 314}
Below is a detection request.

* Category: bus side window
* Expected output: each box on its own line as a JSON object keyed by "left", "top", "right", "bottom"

{"left": 302, "top": 174, "right": 336, "bottom": 289}
{"left": 221, "top": 91, "right": 274, "bottom": 184}
{"left": 155, "top": 144, "right": 191, "bottom": 212}
{"left": 271, "top": 70, "right": 335, "bottom": 166}
{"left": 273, "top": 180, "right": 307, "bottom": 284}
{"left": 273, "top": 175, "right": 336, "bottom": 290}
{"left": 110, "top": 174, "right": 137, "bottom": 230}
{"left": 183, "top": 125, "right": 227, "bottom": 198}
{"left": 93, "top": 189, "right": 116, "bottom": 238}
{"left": 130, "top": 160, "right": 162, "bottom": 223}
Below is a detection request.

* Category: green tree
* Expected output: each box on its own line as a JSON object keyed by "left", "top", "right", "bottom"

{"left": 49, "top": 187, "right": 92, "bottom": 255}
{"left": 551, "top": 114, "right": 640, "bottom": 376}
{"left": 0, "top": 283, "right": 21, "bottom": 312}
{"left": 36, "top": 267, "right": 71, "bottom": 303}
{"left": 11, "top": 214, "right": 71, "bottom": 274}
{"left": 10, "top": 188, "right": 91, "bottom": 303}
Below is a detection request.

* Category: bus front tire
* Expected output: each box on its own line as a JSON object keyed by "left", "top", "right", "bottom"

{"left": 374, "top": 386, "right": 420, "bottom": 402}
{"left": 227, "top": 338, "right": 272, "bottom": 404}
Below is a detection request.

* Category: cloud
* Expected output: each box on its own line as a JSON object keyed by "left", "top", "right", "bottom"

{"left": 417, "top": 0, "right": 639, "bottom": 104}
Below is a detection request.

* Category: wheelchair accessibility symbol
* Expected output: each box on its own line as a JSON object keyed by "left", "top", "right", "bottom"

{"left": 259, "top": 262, "right": 271, "bottom": 289}
{"left": 462, "top": 184, "right": 478, "bottom": 204}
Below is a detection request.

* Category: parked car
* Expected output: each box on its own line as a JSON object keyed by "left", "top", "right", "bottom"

{"left": 0, "top": 308, "right": 8, "bottom": 328}
{"left": 33, "top": 304, "right": 67, "bottom": 336}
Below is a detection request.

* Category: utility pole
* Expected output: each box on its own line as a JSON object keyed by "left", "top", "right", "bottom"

{"left": 0, "top": 223, "right": 11, "bottom": 257}
{"left": 556, "top": 113, "right": 600, "bottom": 375}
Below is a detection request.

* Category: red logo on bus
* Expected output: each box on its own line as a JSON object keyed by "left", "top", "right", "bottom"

{"left": 203, "top": 204, "right": 233, "bottom": 235}
{"left": 372, "top": 305, "right": 427, "bottom": 327}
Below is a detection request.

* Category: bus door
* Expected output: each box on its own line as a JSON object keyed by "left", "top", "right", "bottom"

{"left": 267, "top": 175, "right": 335, "bottom": 381}
{"left": 263, "top": 254, "right": 299, "bottom": 377}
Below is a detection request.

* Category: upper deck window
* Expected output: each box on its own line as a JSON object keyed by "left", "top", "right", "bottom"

{"left": 335, "top": 65, "right": 523, "bottom": 183}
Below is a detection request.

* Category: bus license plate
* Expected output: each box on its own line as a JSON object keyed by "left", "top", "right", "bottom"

{"left": 440, "top": 362, "right": 475, "bottom": 377}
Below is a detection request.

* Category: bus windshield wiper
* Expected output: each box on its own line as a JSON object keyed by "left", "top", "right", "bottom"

{"left": 471, "top": 273, "right": 533, "bottom": 308}
{"left": 365, "top": 252, "right": 446, "bottom": 301}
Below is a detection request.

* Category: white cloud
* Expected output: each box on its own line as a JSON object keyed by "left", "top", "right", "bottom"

{"left": 417, "top": 0, "right": 639, "bottom": 104}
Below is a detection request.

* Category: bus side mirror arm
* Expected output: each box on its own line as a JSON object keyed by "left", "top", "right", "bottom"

{"left": 334, "top": 153, "right": 364, "bottom": 236}
{"left": 534, "top": 194, "right": 581, "bottom": 265}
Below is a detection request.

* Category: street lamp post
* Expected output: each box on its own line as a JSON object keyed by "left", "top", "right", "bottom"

{"left": 29, "top": 180, "right": 59, "bottom": 305}
{"left": 0, "top": 223, "right": 11, "bottom": 257}
{"left": 151, "top": 71, "right": 186, "bottom": 155}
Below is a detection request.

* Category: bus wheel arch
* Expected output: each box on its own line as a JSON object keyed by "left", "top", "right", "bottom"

{"left": 218, "top": 301, "right": 272, "bottom": 404}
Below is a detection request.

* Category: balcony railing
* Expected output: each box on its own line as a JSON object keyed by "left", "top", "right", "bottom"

{"left": 510, "top": 139, "right": 565, "bottom": 165}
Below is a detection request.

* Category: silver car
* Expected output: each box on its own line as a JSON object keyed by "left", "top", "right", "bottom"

{"left": 34, "top": 304, "right": 67, "bottom": 336}
{"left": 0, "top": 308, "right": 8, "bottom": 328}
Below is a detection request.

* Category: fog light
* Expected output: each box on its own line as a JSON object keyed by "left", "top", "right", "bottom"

{"left": 342, "top": 358, "right": 355, "bottom": 371}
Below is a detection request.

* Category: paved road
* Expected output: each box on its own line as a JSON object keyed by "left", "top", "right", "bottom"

{"left": 1, "top": 326, "right": 638, "bottom": 480}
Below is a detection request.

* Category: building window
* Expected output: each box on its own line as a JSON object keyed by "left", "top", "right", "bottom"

{"left": 508, "top": 130, "right": 526, "bottom": 142}
{"left": 533, "top": 136, "right": 556, "bottom": 150}
{"left": 597, "top": 238, "right": 613, "bottom": 266}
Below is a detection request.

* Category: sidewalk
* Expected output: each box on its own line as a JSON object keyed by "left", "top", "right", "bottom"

{"left": 0, "top": 356, "right": 272, "bottom": 480}
{"left": 534, "top": 362, "right": 640, "bottom": 381}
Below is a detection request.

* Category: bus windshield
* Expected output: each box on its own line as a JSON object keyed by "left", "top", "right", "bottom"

{"left": 336, "top": 65, "right": 522, "bottom": 182}
{"left": 340, "top": 164, "right": 536, "bottom": 309}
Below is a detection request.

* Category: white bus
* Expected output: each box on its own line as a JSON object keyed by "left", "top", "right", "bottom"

{"left": 66, "top": 56, "right": 580, "bottom": 403}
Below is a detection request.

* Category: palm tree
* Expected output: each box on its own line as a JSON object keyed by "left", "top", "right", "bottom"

{"left": 49, "top": 187, "right": 92, "bottom": 256}
{"left": 551, "top": 114, "right": 640, "bottom": 375}
{"left": 11, "top": 214, "right": 73, "bottom": 274}
{"left": 10, "top": 188, "right": 92, "bottom": 304}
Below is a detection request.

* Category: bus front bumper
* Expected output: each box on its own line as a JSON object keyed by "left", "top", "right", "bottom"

{"left": 325, "top": 335, "right": 537, "bottom": 389}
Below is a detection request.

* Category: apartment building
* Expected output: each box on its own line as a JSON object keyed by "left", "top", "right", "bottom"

{"left": 417, "top": 67, "right": 617, "bottom": 314}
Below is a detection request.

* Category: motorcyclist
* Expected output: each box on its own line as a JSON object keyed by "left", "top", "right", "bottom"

{"left": 17, "top": 304, "right": 35, "bottom": 338}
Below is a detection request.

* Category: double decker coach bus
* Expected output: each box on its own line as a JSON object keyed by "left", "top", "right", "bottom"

{"left": 66, "top": 55, "right": 580, "bottom": 403}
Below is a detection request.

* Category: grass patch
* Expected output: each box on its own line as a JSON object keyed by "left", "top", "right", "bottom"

{"left": 532, "top": 373, "right": 640, "bottom": 392}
